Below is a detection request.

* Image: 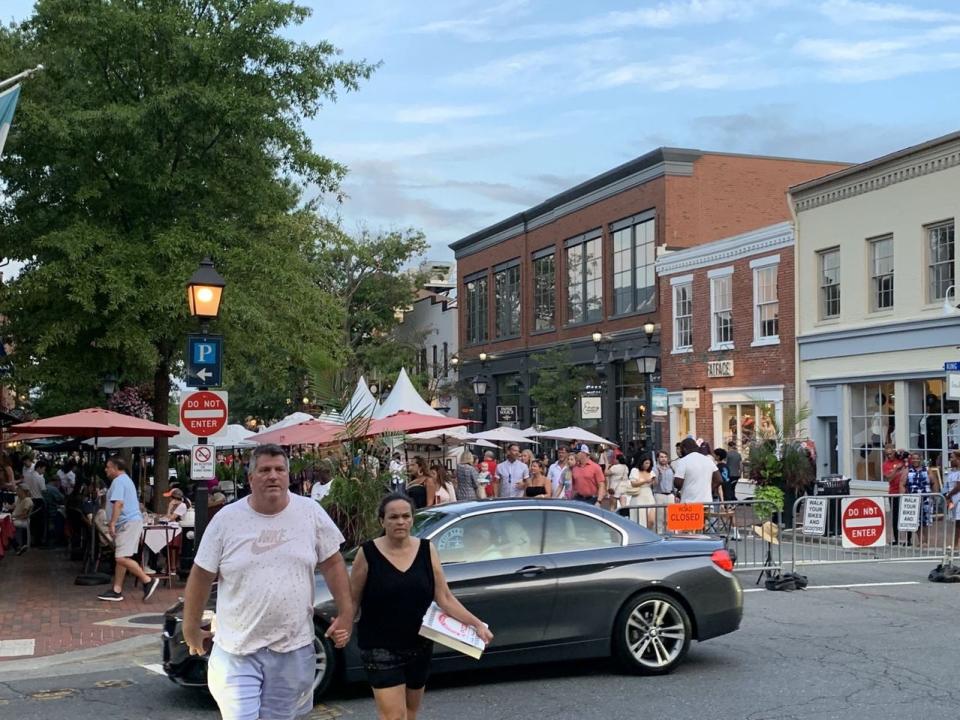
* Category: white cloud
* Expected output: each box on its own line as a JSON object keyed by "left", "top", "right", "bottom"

{"left": 394, "top": 104, "right": 499, "bottom": 124}
{"left": 818, "top": 0, "right": 960, "bottom": 24}
{"left": 794, "top": 37, "right": 913, "bottom": 62}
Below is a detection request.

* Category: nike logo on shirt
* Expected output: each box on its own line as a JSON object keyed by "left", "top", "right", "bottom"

{"left": 249, "top": 529, "right": 291, "bottom": 555}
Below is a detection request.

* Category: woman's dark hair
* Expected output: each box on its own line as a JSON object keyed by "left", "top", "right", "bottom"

{"left": 378, "top": 492, "right": 416, "bottom": 520}
{"left": 714, "top": 448, "right": 728, "bottom": 461}
{"left": 640, "top": 457, "right": 653, "bottom": 472}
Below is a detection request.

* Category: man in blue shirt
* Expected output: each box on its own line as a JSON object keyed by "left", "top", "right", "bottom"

{"left": 98, "top": 455, "right": 160, "bottom": 602}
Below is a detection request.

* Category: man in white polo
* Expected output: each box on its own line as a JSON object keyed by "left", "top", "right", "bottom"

{"left": 673, "top": 437, "right": 721, "bottom": 503}
{"left": 495, "top": 443, "right": 529, "bottom": 498}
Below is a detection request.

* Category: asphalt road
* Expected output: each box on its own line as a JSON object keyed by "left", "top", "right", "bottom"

{"left": 2, "top": 562, "right": 957, "bottom": 720}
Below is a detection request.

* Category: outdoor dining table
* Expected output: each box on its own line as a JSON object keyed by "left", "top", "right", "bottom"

{"left": 0, "top": 512, "right": 14, "bottom": 559}
{"left": 142, "top": 522, "right": 181, "bottom": 554}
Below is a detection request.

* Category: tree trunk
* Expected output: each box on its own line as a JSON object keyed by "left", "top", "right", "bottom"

{"left": 152, "top": 357, "right": 171, "bottom": 511}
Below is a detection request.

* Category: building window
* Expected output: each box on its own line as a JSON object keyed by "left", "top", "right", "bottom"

{"left": 908, "top": 378, "right": 960, "bottom": 466}
{"left": 850, "top": 382, "right": 894, "bottom": 482}
{"left": 612, "top": 217, "right": 655, "bottom": 315}
{"left": 532, "top": 253, "right": 555, "bottom": 331}
{"left": 566, "top": 236, "right": 602, "bottom": 324}
{"left": 869, "top": 235, "right": 894, "bottom": 311}
{"left": 431, "top": 345, "right": 438, "bottom": 378}
{"left": 442, "top": 342, "right": 448, "bottom": 377}
{"left": 465, "top": 275, "right": 488, "bottom": 345}
{"left": 494, "top": 264, "right": 521, "bottom": 338}
{"left": 928, "top": 221, "right": 955, "bottom": 302}
{"left": 818, "top": 248, "right": 840, "bottom": 320}
{"left": 710, "top": 272, "right": 733, "bottom": 349}
{"left": 672, "top": 282, "right": 693, "bottom": 351}
{"left": 753, "top": 264, "right": 779, "bottom": 342}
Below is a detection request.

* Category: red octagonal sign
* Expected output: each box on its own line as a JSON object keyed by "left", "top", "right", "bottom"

{"left": 841, "top": 497, "right": 886, "bottom": 549}
{"left": 180, "top": 390, "right": 228, "bottom": 437}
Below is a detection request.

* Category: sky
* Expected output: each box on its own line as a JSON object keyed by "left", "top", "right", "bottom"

{"left": 5, "top": 0, "right": 960, "bottom": 264}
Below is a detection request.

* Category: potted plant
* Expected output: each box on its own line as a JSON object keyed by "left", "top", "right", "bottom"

{"left": 746, "top": 404, "right": 815, "bottom": 529}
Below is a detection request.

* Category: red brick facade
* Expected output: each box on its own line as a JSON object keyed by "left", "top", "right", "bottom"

{"left": 658, "top": 236, "right": 796, "bottom": 451}
{"left": 455, "top": 151, "right": 845, "bottom": 357}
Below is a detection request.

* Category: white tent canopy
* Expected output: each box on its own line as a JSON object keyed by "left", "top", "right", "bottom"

{"left": 406, "top": 426, "right": 497, "bottom": 449}
{"left": 470, "top": 427, "right": 540, "bottom": 445}
{"left": 342, "top": 375, "right": 380, "bottom": 422}
{"left": 259, "top": 412, "right": 314, "bottom": 434}
{"left": 374, "top": 368, "right": 443, "bottom": 419}
{"left": 531, "top": 426, "right": 618, "bottom": 447}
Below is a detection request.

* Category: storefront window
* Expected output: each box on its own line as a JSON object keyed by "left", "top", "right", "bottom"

{"left": 617, "top": 363, "right": 648, "bottom": 449}
{"left": 850, "top": 382, "right": 895, "bottom": 481}
{"left": 907, "top": 379, "right": 959, "bottom": 467}
{"left": 495, "top": 374, "right": 522, "bottom": 427}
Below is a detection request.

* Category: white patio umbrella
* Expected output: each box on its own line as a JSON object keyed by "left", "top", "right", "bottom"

{"left": 531, "top": 426, "right": 618, "bottom": 446}
{"left": 470, "top": 427, "right": 540, "bottom": 445}
{"left": 406, "top": 427, "right": 497, "bottom": 449}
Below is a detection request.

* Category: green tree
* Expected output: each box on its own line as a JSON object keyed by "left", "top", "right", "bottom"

{"left": 528, "top": 347, "right": 589, "bottom": 428}
{"left": 0, "top": 1, "right": 375, "bottom": 498}
{"left": 310, "top": 221, "right": 427, "bottom": 379}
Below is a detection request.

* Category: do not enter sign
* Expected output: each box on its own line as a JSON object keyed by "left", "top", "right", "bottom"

{"left": 180, "top": 390, "right": 228, "bottom": 437}
{"left": 841, "top": 497, "right": 886, "bottom": 548}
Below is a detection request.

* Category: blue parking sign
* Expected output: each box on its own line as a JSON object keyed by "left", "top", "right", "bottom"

{"left": 186, "top": 334, "right": 223, "bottom": 388}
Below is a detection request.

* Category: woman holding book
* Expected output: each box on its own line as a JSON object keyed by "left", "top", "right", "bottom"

{"left": 351, "top": 493, "right": 493, "bottom": 720}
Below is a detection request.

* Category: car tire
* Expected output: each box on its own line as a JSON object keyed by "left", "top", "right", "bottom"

{"left": 613, "top": 591, "right": 692, "bottom": 675}
{"left": 312, "top": 620, "right": 338, "bottom": 702}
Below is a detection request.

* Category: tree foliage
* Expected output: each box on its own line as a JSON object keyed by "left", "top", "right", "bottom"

{"left": 0, "top": 0, "right": 376, "bottom": 496}
{"left": 528, "top": 347, "right": 589, "bottom": 428}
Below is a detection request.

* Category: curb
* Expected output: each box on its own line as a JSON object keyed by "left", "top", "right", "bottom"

{"left": 0, "top": 634, "right": 161, "bottom": 681}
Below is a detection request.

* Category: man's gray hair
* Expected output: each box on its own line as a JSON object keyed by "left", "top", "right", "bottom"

{"left": 249, "top": 444, "right": 289, "bottom": 474}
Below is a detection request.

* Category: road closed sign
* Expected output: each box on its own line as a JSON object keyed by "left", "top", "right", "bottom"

{"left": 841, "top": 497, "right": 886, "bottom": 548}
{"left": 667, "top": 503, "right": 705, "bottom": 533}
{"left": 180, "top": 390, "right": 228, "bottom": 437}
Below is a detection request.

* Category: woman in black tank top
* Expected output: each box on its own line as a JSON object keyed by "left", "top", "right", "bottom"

{"left": 351, "top": 493, "right": 494, "bottom": 720}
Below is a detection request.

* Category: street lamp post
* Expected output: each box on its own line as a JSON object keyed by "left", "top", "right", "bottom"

{"left": 472, "top": 374, "right": 488, "bottom": 429}
{"left": 636, "top": 355, "right": 659, "bottom": 455}
{"left": 186, "top": 257, "right": 225, "bottom": 548}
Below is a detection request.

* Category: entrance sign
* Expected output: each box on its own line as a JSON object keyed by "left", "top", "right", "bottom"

{"left": 802, "top": 497, "right": 827, "bottom": 536}
{"left": 191, "top": 444, "right": 216, "bottom": 481}
{"left": 841, "top": 497, "right": 886, "bottom": 548}
{"left": 186, "top": 334, "right": 224, "bottom": 388}
{"left": 180, "top": 390, "right": 228, "bottom": 437}
{"left": 897, "top": 494, "right": 921, "bottom": 533}
{"left": 667, "top": 503, "right": 704, "bottom": 532}
{"left": 706, "top": 360, "right": 734, "bottom": 378}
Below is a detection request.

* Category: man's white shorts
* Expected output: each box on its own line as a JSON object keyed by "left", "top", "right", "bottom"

{"left": 208, "top": 643, "right": 315, "bottom": 720}
{"left": 113, "top": 519, "right": 143, "bottom": 558}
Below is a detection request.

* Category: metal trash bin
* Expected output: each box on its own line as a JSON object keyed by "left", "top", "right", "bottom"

{"left": 814, "top": 474, "right": 850, "bottom": 536}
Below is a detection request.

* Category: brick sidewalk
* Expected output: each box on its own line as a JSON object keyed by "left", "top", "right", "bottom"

{"left": 0, "top": 545, "right": 182, "bottom": 660}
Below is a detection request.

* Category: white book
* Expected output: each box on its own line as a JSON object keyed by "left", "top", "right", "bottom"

{"left": 418, "top": 602, "right": 486, "bottom": 659}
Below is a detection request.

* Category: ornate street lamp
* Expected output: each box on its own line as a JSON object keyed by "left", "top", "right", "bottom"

{"left": 186, "top": 257, "right": 226, "bottom": 327}
{"left": 472, "top": 375, "right": 488, "bottom": 397}
{"left": 102, "top": 373, "right": 118, "bottom": 398}
{"left": 643, "top": 322, "right": 656, "bottom": 345}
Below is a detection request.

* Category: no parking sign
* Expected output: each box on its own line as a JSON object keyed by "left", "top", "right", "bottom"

{"left": 191, "top": 443, "right": 216, "bottom": 481}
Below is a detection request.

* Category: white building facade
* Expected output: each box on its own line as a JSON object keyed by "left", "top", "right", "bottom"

{"left": 791, "top": 131, "right": 960, "bottom": 488}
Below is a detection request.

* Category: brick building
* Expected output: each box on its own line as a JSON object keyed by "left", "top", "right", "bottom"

{"left": 451, "top": 147, "right": 846, "bottom": 447}
{"left": 656, "top": 222, "right": 796, "bottom": 453}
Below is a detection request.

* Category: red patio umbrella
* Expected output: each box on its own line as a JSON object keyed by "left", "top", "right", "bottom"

{"left": 11, "top": 407, "right": 179, "bottom": 439}
{"left": 253, "top": 419, "right": 345, "bottom": 447}
{"left": 365, "top": 411, "right": 472, "bottom": 437}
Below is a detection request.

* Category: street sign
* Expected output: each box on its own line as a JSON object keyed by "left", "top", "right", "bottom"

{"left": 897, "top": 494, "right": 921, "bottom": 533}
{"left": 191, "top": 443, "right": 216, "bottom": 481}
{"left": 666, "top": 503, "right": 704, "bottom": 532}
{"left": 841, "top": 496, "right": 886, "bottom": 548}
{"left": 180, "top": 390, "right": 228, "bottom": 437}
{"left": 186, "top": 334, "right": 224, "bottom": 388}
{"left": 802, "top": 497, "right": 827, "bottom": 536}
{"left": 652, "top": 387, "right": 669, "bottom": 418}
{"left": 945, "top": 362, "right": 960, "bottom": 371}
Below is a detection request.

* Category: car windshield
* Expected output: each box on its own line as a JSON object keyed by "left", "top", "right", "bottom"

{"left": 412, "top": 509, "right": 449, "bottom": 537}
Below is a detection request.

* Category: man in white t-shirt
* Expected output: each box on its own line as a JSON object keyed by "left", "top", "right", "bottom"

{"left": 673, "top": 437, "right": 721, "bottom": 504}
{"left": 310, "top": 465, "right": 333, "bottom": 503}
{"left": 183, "top": 444, "right": 353, "bottom": 720}
{"left": 495, "top": 444, "right": 530, "bottom": 498}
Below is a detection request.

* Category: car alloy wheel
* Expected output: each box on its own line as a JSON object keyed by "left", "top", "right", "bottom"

{"left": 311, "top": 621, "right": 337, "bottom": 701}
{"left": 614, "top": 591, "right": 691, "bottom": 675}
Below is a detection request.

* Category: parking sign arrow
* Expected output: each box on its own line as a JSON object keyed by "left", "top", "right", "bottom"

{"left": 196, "top": 368, "right": 212, "bottom": 383}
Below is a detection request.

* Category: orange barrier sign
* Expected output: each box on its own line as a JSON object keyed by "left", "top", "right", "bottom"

{"left": 667, "top": 503, "right": 705, "bottom": 532}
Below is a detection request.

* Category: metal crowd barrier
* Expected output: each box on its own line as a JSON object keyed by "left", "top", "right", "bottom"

{"left": 789, "top": 492, "right": 954, "bottom": 573}
{"left": 620, "top": 499, "right": 784, "bottom": 578}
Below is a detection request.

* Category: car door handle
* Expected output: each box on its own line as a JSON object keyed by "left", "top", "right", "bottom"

{"left": 515, "top": 565, "right": 546, "bottom": 576}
